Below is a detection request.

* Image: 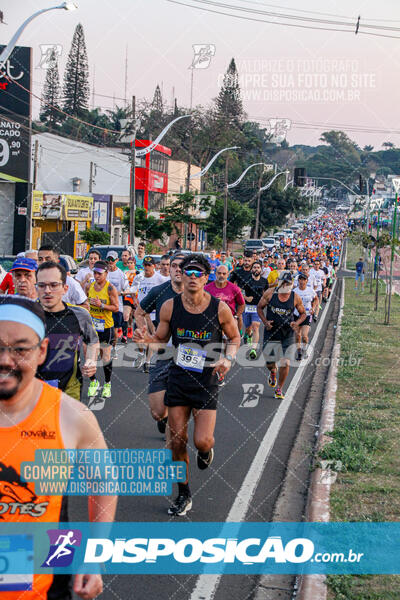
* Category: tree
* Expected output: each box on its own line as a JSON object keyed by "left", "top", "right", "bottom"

{"left": 363, "top": 145, "right": 374, "bottom": 152}
{"left": 122, "top": 207, "right": 171, "bottom": 242}
{"left": 79, "top": 227, "right": 110, "bottom": 245}
{"left": 40, "top": 49, "right": 61, "bottom": 129}
{"left": 382, "top": 141, "right": 395, "bottom": 150}
{"left": 63, "top": 23, "right": 90, "bottom": 116}
{"left": 204, "top": 195, "right": 253, "bottom": 246}
{"left": 215, "top": 58, "right": 244, "bottom": 127}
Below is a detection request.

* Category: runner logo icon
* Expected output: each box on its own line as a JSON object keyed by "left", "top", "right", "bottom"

{"left": 240, "top": 384, "right": 264, "bottom": 408}
{"left": 42, "top": 529, "right": 82, "bottom": 567}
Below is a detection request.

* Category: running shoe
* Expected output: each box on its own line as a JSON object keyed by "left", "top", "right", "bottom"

{"left": 120, "top": 336, "right": 128, "bottom": 344}
{"left": 168, "top": 494, "right": 192, "bottom": 516}
{"left": 197, "top": 448, "right": 214, "bottom": 470}
{"left": 249, "top": 348, "right": 257, "bottom": 360}
{"left": 295, "top": 349, "right": 302, "bottom": 361}
{"left": 274, "top": 387, "right": 285, "bottom": 399}
{"left": 303, "top": 349, "right": 308, "bottom": 359}
{"left": 87, "top": 379, "right": 100, "bottom": 398}
{"left": 313, "top": 315, "right": 318, "bottom": 323}
{"left": 268, "top": 371, "right": 277, "bottom": 387}
{"left": 133, "top": 351, "right": 145, "bottom": 369}
{"left": 157, "top": 417, "right": 168, "bottom": 434}
{"left": 102, "top": 382, "right": 112, "bottom": 398}
{"left": 243, "top": 333, "right": 248, "bottom": 345}
{"left": 111, "top": 346, "right": 118, "bottom": 360}
{"left": 143, "top": 362, "right": 150, "bottom": 374}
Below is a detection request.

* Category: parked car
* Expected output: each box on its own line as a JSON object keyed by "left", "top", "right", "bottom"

{"left": 244, "top": 239, "right": 264, "bottom": 253}
{"left": 262, "top": 237, "right": 276, "bottom": 250}
{"left": 84, "top": 245, "right": 135, "bottom": 261}
{"left": 282, "top": 229, "right": 294, "bottom": 239}
{"left": 60, "top": 254, "right": 78, "bottom": 275}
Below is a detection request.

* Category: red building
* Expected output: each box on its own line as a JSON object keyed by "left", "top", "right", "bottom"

{"left": 134, "top": 139, "right": 171, "bottom": 213}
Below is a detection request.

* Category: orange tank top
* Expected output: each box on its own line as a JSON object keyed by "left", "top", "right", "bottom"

{"left": 0, "top": 382, "right": 65, "bottom": 599}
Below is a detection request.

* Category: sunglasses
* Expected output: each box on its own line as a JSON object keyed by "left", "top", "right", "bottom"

{"left": 184, "top": 269, "right": 205, "bottom": 278}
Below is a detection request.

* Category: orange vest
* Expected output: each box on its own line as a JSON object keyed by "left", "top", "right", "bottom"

{"left": 0, "top": 383, "right": 65, "bottom": 599}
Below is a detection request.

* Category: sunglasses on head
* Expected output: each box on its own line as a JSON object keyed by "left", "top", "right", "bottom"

{"left": 184, "top": 269, "right": 205, "bottom": 278}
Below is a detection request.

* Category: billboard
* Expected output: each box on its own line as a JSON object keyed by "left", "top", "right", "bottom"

{"left": 0, "top": 46, "right": 32, "bottom": 182}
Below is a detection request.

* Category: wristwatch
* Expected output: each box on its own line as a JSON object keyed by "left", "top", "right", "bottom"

{"left": 225, "top": 354, "right": 235, "bottom": 363}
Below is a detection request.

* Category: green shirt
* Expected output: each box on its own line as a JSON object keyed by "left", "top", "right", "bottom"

{"left": 117, "top": 261, "right": 130, "bottom": 272}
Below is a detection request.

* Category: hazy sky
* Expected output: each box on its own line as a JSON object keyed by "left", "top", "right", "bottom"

{"left": 4, "top": 0, "right": 400, "bottom": 149}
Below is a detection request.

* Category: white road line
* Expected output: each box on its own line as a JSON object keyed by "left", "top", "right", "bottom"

{"left": 189, "top": 283, "right": 337, "bottom": 600}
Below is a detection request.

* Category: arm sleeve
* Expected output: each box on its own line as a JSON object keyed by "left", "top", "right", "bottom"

{"left": 140, "top": 285, "right": 158, "bottom": 314}
{"left": 71, "top": 305, "right": 99, "bottom": 345}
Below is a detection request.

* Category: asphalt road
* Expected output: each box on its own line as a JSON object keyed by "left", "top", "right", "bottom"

{"left": 70, "top": 279, "right": 341, "bottom": 600}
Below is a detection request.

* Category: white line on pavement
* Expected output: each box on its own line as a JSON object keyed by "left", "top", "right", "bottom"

{"left": 188, "top": 283, "right": 337, "bottom": 600}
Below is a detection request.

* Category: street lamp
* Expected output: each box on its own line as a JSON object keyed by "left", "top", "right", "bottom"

{"left": 0, "top": 2, "right": 78, "bottom": 64}
{"left": 254, "top": 170, "right": 289, "bottom": 238}
{"left": 190, "top": 146, "right": 240, "bottom": 180}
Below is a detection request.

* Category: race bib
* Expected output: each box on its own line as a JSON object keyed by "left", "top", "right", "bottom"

{"left": 92, "top": 317, "right": 105, "bottom": 332}
{"left": 245, "top": 305, "right": 257, "bottom": 313}
{"left": 177, "top": 345, "right": 207, "bottom": 373}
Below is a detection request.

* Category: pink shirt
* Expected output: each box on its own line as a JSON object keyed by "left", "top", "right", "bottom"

{"left": 205, "top": 281, "right": 245, "bottom": 315}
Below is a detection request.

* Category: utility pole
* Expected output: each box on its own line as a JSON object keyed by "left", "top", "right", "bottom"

{"left": 254, "top": 166, "right": 264, "bottom": 238}
{"left": 385, "top": 195, "right": 398, "bottom": 325}
{"left": 129, "top": 95, "right": 137, "bottom": 248}
{"left": 89, "top": 161, "right": 95, "bottom": 194}
{"left": 222, "top": 155, "right": 229, "bottom": 252}
{"left": 32, "top": 139, "right": 39, "bottom": 190}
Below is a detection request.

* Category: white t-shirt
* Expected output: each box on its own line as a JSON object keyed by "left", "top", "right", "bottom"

{"left": 293, "top": 285, "right": 317, "bottom": 316}
{"left": 75, "top": 266, "right": 93, "bottom": 284}
{"left": 309, "top": 268, "right": 325, "bottom": 292}
{"left": 63, "top": 275, "right": 88, "bottom": 306}
{"left": 262, "top": 266, "right": 271, "bottom": 278}
{"left": 107, "top": 268, "right": 128, "bottom": 311}
{"left": 133, "top": 272, "right": 166, "bottom": 305}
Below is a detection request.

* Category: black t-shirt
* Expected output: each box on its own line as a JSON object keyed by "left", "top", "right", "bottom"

{"left": 140, "top": 280, "right": 179, "bottom": 326}
{"left": 243, "top": 276, "right": 268, "bottom": 306}
{"left": 229, "top": 267, "right": 253, "bottom": 289}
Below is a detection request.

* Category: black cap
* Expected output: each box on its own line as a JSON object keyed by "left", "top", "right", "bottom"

{"left": 143, "top": 256, "right": 156, "bottom": 265}
{"left": 298, "top": 272, "right": 308, "bottom": 280}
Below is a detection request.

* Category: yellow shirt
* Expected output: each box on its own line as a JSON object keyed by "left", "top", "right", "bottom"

{"left": 267, "top": 270, "right": 279, "bottom": 287}
{"left": 88, "top": 281, "right": 114, "bottom": 330}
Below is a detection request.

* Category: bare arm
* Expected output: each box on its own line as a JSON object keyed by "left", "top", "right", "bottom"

{"left": 292, "top": 293, "right": 306, "bottom": 329}
{"left": 210, "top": 302, "right": 240, "bottom": 377}
{"left": 257, "top": 288, "right": 274, "bottom": 329}
{"left": 133, "top": 299, "right": 172, "bottom": 347}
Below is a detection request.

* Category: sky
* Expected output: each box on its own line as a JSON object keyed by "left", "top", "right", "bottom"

{"left": 4, "top": 0, "right": 400, "bottom": 149}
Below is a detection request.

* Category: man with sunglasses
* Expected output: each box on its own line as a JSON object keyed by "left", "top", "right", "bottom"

{"left": 134, "top": 253, "right": 185, "bottom": 436}
{"left": 36, "top": 261, "right": 100, "bottom": 401}
{"left": 134, "top": 254, "right": 240, "bottom": 516}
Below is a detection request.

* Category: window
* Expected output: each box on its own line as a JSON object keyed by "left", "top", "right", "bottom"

{"left": 148, "top": 192, "right": 165, "bottom": 212}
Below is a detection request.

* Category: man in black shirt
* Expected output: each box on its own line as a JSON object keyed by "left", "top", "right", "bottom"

{"left": 229, "top": 252, "right": 253, "bottom": 288}
{"left": 135, "top": 253, "right": 184, "bottom": 435}
{"left": 242, "top": 261, "right": 268, "bottom": 360}
{"left": 36, "top": 261, "right": 99, "bottom": 401}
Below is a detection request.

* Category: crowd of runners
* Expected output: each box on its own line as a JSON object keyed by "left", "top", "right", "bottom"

{"left": 0, "top": 212, "right": 347, "bottom": 597}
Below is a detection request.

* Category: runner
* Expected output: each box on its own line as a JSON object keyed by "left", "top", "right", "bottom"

{"left": 131, "top": 256, "right": 166, "bottom": 371}
{"left": 242, "top": 260, "right": 269, "bottom": 359}
{"left": 135, "top": 241, "right": 146, "bottom": 271}
{"left": 292, "top": 272, "right": 318, "bottom": 361}
{"left": 257, "top": 272, "right": 306, "bottom": 399}
{"left": 105, "top": 251, "right": 129, "bottom": 354}
{"left": 38, "top": 245, "right": 89, "bottom": 310}
{"left": 9, "top": 257, "right": 38, "bottom": 299}
{"left": 76, "top": 248, "right": 101, "bottom": 289}
{"left": 207, "top": 249, "right": 220, "bottom": 282}
{"left": 86, "top": 260, "right": 119, "bottom": 398}
{"left": 0, "top": 295, "right": 116, "bottom": 599}
{"left": 159, "top": 255, "right": 171, "bottom": 281}
{"left": 267, "top": 257, "right": 286, "bottom": 288}
{"left": 134, "top": 253, "right": 185, "bottom": 434}
{"left": 36, "top": 261, "right": 99, "bottom": 401}
{"left": 204, "top": 264, "right": 245, "bottom": 334}
{"left": 309, "top": 259, "right": 326, "bottom": 322}
{"left": 117, "top": 249, "right": 132, "bottom": 272}
{"left": 229, "top": 252, "right": 253, "bottom": 288}
{"left": 134, "top": 254, "right": 240, "bottom": 516}
{"left": 121, "top": 256, "right": 137, "bottom": 342}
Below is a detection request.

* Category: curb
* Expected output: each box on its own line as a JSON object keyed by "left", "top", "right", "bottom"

{"left": 298, "top": 278, "right": 345, "bottom": 600}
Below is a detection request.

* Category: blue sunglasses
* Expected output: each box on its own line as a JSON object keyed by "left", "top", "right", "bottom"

{"left": 184, "top": 269, "right": 205, "bottom": 278}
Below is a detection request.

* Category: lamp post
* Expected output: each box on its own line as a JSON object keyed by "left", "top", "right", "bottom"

{"left": 0, "top": 2, "right": 77, "bottom": 64}
{"left": 385, "top": 178, "right": 400, "bottom": 324}
{"left": 223, "top": 161, "right": 270, "bottom": 249}
{"left": 254, "top": 170, "right": 289, "bottom": 238}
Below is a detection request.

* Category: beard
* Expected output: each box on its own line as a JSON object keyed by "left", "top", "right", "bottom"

{"left": 0, "top": 368, "right": 23, "bottom": 400}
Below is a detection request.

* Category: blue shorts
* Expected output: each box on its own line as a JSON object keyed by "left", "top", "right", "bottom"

{"left": 355, "top": 272, "right": 364, "bottom": 282}
{"left": 243, "top": 309, "right": 261, "bottom": 329}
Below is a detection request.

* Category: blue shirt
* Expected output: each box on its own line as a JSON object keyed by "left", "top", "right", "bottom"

{"left": 208, "top": 258, "right": 220, "bottom": 282}
{"left": 356, "top": 261, "right": 364, "bottom": 274}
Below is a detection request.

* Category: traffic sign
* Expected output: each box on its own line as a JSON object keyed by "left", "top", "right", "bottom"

{"left": 187, "top": 233, "right": 195, "bottom": 241}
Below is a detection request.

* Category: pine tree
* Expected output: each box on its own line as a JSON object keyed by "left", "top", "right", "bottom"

{"left": 151, "top": 84, "right": 164, "bottom": 114}
{"left": 215, "top": 58, "right": 244, "bottom": 125}
{"left": 40, "top": 49, "right": 61, "bottom": 128}
{"left": 63, "top": 23, "right": 90, "bottom": 116}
